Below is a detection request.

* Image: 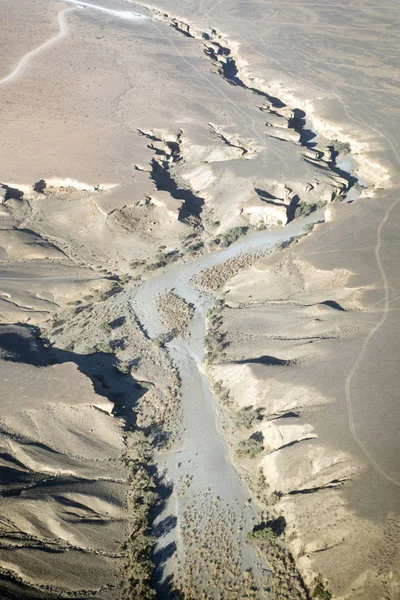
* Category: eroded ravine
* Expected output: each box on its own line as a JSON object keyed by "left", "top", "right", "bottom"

{"left": 115, "top": 3, "right": 366, "bottom": 596}
{"left": 129, "top": 211, "right": 323, "bottom": 597}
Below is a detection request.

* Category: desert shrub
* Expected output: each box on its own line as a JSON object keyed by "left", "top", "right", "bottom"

{"left": 303, "top": 222, "right": 315, "bottom": 232}
{"left": 187, "top": 241, "right": 204, "bottom": 254}
{"left": 313, "top": 580, "right": 332, "bottom": 599}
{"left": 208, "top": 237, "right": 221, "bottom": 248}
{"left": 95, "top": 341, "right": 114, "bottom": 354}
{"left": 247, "top": 525, "right": 276, "bottom": 544}
{"left": 164, "top": 249, "right": 182, "bottom": 263}
{"left": 147, "top": 259, "right": 167, "bottom": 270}
{"left": 101, "top": 321, "right": 112, "bottom": 333}
{"left": 115, "top": 361, "right": 130, "bottom": 375}
{"left": 224, "top": 226, "right": 248, "bottom": 243}
{"left": 235, "top": 406, "right": 263, "bottom": 429}
{"left": 211, "top": 226, "right": 249, "bottom": 248}
{"left": 267, "top": 491, "right": 283, "bottom": 506}
{"left": 330, "top": 138, "right": 351, "bottom": 154}
{"left": 119, "top": 274, "right": 130, "bottom": 284}
{"left": 275, "top": 238, "right": 292, "bottom": 251}
{"left": 295, "top": 203, "right": 314, "bottom": 218}
{"left": 332, "top": 192, "right": 346, "bottom": 203}
{"left": 130, "top": 259, "right": 146, "bottom": 268}
{"left": 295, "top": 200, "right": 327, "bottom": 219}
{"left": 153, "top": 332, "right": 171, "bottom": 348}
{"left": 122, "top": 431, "right": 159, "bottom": 599}
{"left": 236, "top": 437, "right": 263, "bottom": 458}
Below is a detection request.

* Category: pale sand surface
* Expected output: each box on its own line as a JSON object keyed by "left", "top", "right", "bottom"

{"left": 0, "top": 0, "right": 399, "bottom": 598}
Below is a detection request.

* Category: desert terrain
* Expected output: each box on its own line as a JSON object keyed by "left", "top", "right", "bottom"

{"left": 0, "top": 0, "right": 399, "bottom": 598}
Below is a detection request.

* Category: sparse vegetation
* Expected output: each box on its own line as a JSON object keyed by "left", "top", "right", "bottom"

{"left": 152, "top": 332, "right": 171, "bottom": 348}
{"left": 95, "top": 341, "right": 114, "bottom": 354}
{"left": 236, "top": 437, "right": 263, "bottom": 458}
{"left": 115, "top": 360, "right": 131, "bottom": 374}
{"left": 119, "top": 274, "right": 131, "bottom": 284}
{"left": 332, "top": 192, "right": 346, "bottom": 203}
{"left": 252, "top": 468, "right": 283, "bottom": 506}
{"left": 147, "top": 249, "right": 183, "bottom": 270}
{"left": 247, "top": 525, "right": 276, "bottom": 544}
{"left": 101, "top": 321, "right": 112, "bottom": 333}
{"left": 329, "top": 138, "right": 351, "bottom": 154}
{"left": 303, "top": 222, "right": 315, "bottom": 232}
{"left": 122, "top": 430, "right": 159, "bottom": 600}
{"left": 312, "top": 579, "right": 332, "bottom": 600}
{"left": 295, "top": 200, "right": 326, "bottom": 218}
{"left": 235, "top": 406, "right": 263, "bottom": 429}
{"left": 216, "top": 225, "right": 249, "bottom": 248}
{"left": 130, "top": 259, "right": 146, "bottom": 269}
{"left": 157, "top": 291, "right": 194, "bottom": 335}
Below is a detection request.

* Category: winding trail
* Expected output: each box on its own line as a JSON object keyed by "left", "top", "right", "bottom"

{"left": 0, "top": 7, "right": 76, "bottom": 86}
{"left": 344, "top": 196, "right": 400, "bottom": 487}
{"left": 0, "top": 2, "right": 146, "bottom": 88}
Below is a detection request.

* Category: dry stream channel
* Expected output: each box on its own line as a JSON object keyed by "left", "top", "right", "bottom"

{"left": 130, "top": 211, "right": 325, "bottom": 596}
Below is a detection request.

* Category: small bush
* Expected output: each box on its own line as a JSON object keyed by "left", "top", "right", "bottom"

{"left": 330, "top": 138, "right": 351, "bottom": 154}
{"left": 247, "top": 525, "right": 276, "bottom": 544}
{"left": 136, "top": 381, "right": 153, "bottom": 390}
{"left": 332, "top": 192, "right": 346, "bottom": 203}
{"left": 313, "top": 581, "right": 332, "bottom": 599}
{"left": 187, "top": 241, "right": 204, "bottom": 254}
{"left": 295, "top": 200, "right": 326, "bottom": 219}
{"left": 101, "top": 321, "right": 112, "bottom": 333}
{"left": 267, "top": 491, "right": 283, "bottom": 506}
{"left": 96, "top": 341, "right": 114, "bottom": 354}
{"left": 236, "top": 437, "right": 263, "bottom": 458}
{"left": 235, "top": 406, "right": 263, "bottom": 429}
{"left": 153, "top": 333, "right": 170, "bottom": 348}
{"left": 119, "top": 274, "right": 130, "bottom": 284}
{"left": 130, "top": 259, "right": 146, "bottom": 268}
{"left": 115, "top": 361, "right": 130, "bottom": 375}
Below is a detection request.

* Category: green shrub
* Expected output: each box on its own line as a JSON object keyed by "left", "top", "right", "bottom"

{"left": 313, "top": 581, "right": 332, "bottom": 599}
{"left": 122, "top": 431, "right": 159, "bottom": 599}
{"left": 247, "top": 525, "right": 276, "bottom": 544}
{"left": 295, "top": 200, "right": 326, "bottom": 218}
{"left": 330, "top": 138, "right": 351, "bottom": 154}
{"left": 96, "top": 341, "right": 114, "bottom": 354}
{"left": 153, "top": 333, "right": 170, "bottom": 348}
{"left": 115, "top": 361, "right": 130, "bottom": 374}
{"left": 130, "top": 259, "right": 146, "bottom": 268}
{"left": 235, "top": 406, "right": 263, "bottom": 429}
{"left": 236, "top": 437, "right": 263, "bottom": 458}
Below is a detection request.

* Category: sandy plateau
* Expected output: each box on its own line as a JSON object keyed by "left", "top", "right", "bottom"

{"left": 0, "top": 0, "right": 399, "bottom": 598}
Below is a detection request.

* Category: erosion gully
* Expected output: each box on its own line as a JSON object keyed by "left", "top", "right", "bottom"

{"left": 128, "top": 211, "right": 323, "bottom": 596}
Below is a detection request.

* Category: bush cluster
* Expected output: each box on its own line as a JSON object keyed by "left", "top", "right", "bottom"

{"left": 236, "top": 437, "right": 263, "bottom": 458}
{"left": 122, "top": 431, "right": 159, "bottom": 599}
